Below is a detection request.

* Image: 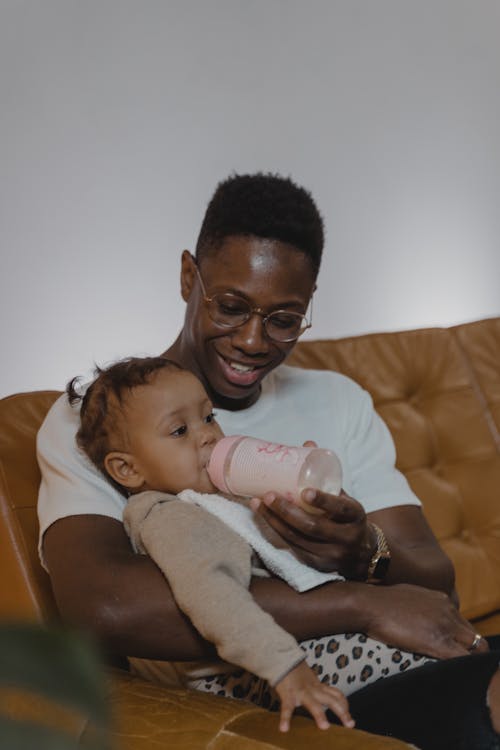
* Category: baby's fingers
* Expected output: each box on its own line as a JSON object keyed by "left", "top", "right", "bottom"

{"left": 279, "top": 698, "right": 295, "bottom": 733}
{"left": 304, "top": 699, "right": 331, "bottom": 731}
{"left": 321, "top": 689, "right": 355, "bottom": 729}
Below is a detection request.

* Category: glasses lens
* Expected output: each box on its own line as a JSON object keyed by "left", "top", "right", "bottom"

{"left": 265, "top": 312, "right": 308, "bottom": 342}
{"left": 205, "top": 292, "right": 309, "bottom": 343}
{"left": 208, "top": 294, "right": 251, "bottom": 327}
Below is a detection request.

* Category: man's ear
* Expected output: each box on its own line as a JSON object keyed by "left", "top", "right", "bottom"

{"left": 180, "top": 249, "right": 197, "bottom": 302}
{"left": 104, "top": 452, "right": 145, "bottom": 490}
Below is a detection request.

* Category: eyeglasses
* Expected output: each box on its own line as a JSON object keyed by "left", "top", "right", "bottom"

{"left": 193, "top": 263, "right": 313, "bottom": 343}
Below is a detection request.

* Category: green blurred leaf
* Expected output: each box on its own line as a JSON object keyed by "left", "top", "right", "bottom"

{"left": 0, "top": 716, "right": 95, "bottom": 750}
{"left": 0, "top": 623, "right": 109, "bottom": 726}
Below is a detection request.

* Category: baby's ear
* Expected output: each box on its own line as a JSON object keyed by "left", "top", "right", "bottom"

{"left": 104, "top": 452, "right": 144, "bottom": 490}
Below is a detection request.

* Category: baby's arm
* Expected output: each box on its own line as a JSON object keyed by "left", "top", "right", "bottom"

{"left": 124, "top": 491, "right": 303, "bottom": 683}
{"left": 124, "top": 491, "right": 353, "bottom": 730}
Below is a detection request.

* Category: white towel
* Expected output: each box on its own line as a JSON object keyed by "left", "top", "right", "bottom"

{"left": 178, "top": 489, "right": 344, "bottom": 592}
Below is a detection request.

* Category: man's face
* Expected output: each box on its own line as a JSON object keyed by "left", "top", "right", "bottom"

{"left": 180, "top": 236, "right": 316, "bottom": 410}
{"left": 122, "top": 369, "right": 224, "bottom": 494}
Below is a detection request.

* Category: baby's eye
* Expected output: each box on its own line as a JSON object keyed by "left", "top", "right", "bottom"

{"left": 204, "top": 411, "right": 217, "bottom": 424}
{"left": 170, "top": 425, "right": 187, "bottom": 437}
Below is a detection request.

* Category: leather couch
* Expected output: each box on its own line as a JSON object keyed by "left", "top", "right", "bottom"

{"left": 1, "top": 316, "right": 499, "bottom": 748}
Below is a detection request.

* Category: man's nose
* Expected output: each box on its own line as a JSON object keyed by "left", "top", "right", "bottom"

{"left": 230, "top": 314, "right": 271, "bottom": 355}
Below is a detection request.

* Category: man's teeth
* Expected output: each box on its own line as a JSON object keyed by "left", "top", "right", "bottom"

{"left": 229, "top": 362, "right": 255, "bottom": 372}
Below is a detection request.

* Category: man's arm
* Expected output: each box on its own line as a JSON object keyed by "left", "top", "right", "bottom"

{"left": 43, "top": 515, "right": 213, "bottom": 660}
{"left": 43, "top": 513, "right": 484, "bottom": 663}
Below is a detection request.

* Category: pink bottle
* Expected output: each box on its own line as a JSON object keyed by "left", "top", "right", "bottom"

{"left": 207, "top": 436, "right": 342, "bottom": 509}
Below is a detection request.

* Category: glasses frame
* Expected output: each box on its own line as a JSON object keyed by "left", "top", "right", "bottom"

{"left": 193, "top": 262, "right": 313, "bottom": 343}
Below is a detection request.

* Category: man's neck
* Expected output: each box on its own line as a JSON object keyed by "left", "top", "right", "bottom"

{"left": 162, "top": 334, "right": 197, "bottom": 375}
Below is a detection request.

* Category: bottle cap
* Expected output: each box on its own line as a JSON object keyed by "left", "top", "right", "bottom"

{"left": 207, "top": 435, "right": 244, "bottom": 493}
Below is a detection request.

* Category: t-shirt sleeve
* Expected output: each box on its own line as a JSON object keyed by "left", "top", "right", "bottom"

{"left": 340, "top": 378, "right": 421, "bottom": 512}
{"left": 36, "top": 394, "right": 127, "bottom": 570}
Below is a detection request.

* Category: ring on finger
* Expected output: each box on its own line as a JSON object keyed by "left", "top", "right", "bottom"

{"left": 469, "top": 633, "right": 482, "bottom": 651}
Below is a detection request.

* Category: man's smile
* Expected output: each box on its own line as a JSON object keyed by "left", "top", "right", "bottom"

{"left": 216, "top": 352, "right": 269, "bottom": 387}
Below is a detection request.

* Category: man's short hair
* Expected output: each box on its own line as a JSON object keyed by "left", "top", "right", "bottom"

{"left": 195, "top": 173, "right": 324, "bottom": 278}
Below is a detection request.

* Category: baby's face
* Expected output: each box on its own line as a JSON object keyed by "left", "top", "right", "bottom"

{"left": 124, "top": 369, "right": 224, "bottom": 494}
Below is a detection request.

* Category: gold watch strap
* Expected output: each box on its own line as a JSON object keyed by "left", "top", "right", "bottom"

{"left": 366, "top": 523, "right": 391, "bottom": 583}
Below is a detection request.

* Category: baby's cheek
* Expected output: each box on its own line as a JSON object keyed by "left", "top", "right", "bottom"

{"left": 203, "top": 471, "right": 219, "bottom": 494}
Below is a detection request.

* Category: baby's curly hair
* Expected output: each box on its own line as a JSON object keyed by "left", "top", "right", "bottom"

{"left": 195, "top": 172, "right": 324, "bottom": 278}
{"left": 67, "top": 356, "right": 181, "bottom": 493}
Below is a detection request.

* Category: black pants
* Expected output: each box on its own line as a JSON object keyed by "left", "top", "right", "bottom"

{"left": 335, "top": 637, "right": 500, "bottom": 750}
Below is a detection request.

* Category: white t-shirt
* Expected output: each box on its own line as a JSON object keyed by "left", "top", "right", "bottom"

{"left": 37, "top": 365, "right": 420, "bottom": 567}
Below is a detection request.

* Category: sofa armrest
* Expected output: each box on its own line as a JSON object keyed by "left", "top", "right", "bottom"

{"left": 107, "top": 669, "right": 414, "bottom": 750}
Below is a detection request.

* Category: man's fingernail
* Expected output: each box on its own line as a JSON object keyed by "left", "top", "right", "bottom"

{"left": 262, "top": 492, "right": 276, "bottom": 505}
{"left": 249, "top": 497, "right": 261, "bottom": 511}
{"left": 303, "top": 489, "right": 316, "bottom": 502}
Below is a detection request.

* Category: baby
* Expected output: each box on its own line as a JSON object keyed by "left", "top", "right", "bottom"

{"left": 68, "top": 355, "right": 354, "bottom": 733}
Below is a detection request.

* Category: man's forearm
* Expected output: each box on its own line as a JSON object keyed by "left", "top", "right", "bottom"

{"left": 250, "top": 577, "right": 372, "bottom": 641}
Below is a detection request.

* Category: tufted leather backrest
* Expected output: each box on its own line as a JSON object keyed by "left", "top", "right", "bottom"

{"left": 288, "top": 318, "right": 500, "bottom": 622}
{"left": 1, "top": 319, "right": 499, "bottom": 628}
{"left": 0, "top": 390, "right": 61, "bottom": 621}
{"left": 452, "top": 318, "right": 500, "bottom": 443}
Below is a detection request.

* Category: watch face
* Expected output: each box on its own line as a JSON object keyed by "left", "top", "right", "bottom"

{"left": 374, "top": 555, "right": 391, "bottom": 581}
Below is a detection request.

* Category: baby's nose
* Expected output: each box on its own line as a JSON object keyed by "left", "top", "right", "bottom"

{"left": 200, "top": 427, "right": 217, "bottom": 446}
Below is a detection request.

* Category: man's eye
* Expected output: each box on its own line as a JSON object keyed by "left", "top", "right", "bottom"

{"left": 270, "top": 313, "right": 299, "bottom": 329}
{"left": 217, "top": 300, "right": 248, "bottom": 316}
{"left": 171, "top": 425, "right": 187, "bottom": 437}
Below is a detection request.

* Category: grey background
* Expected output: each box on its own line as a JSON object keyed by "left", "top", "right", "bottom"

{"left": 1, "top": 0, "right": 499, "bottom": 397}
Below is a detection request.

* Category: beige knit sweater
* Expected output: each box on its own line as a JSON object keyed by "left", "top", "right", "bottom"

{"left": 123, "top": 490, "right": 305, "bottom": 686}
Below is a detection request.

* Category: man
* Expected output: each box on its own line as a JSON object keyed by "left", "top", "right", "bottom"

{"left": 38, "top": 173, "right": 499, "bottom": 747}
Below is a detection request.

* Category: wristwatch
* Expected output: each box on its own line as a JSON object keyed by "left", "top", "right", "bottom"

{"left": 366, "top": 523, "right": 391, "bottom": 583}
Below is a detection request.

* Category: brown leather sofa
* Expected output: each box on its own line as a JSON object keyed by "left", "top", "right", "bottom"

{"left": 1, "top": 316, "right": 499, "bottom": 748}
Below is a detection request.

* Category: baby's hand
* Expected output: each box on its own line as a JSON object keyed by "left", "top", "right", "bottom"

{"left": 275, "top": 660, "right": 354, "bottom": 732}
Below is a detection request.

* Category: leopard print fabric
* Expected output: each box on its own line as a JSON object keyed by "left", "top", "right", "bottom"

{"left": 189, "top": 632, "right": 435, "bottom": 708}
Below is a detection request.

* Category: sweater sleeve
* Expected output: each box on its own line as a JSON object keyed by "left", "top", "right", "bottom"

{"left": 123, "top": 491, "right": 305, "bottom": 686}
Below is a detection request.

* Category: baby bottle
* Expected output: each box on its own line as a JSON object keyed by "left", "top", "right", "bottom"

{"left": 207, "top": 436, "right": 342, "bottom": 513}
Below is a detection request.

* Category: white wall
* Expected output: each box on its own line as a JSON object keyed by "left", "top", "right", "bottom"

{"left": 1, "top": 0, "right": 499, "bottom": 398}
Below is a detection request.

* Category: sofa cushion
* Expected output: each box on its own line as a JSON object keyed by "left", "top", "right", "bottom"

{"left": 288, "top": 320, "right": 500, "bottom": 621}
{"left": 453, "top": 317, "right": 500, "bottom": 442}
